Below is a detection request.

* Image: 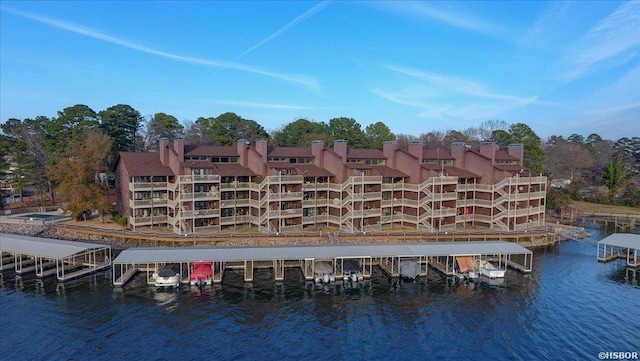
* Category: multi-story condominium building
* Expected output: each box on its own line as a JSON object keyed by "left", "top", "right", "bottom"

{"left": 114, "top": 138, "right": 546, "bottom": 235}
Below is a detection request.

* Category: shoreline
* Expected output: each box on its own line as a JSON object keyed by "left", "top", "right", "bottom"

{"left": 0, "top": 222, "right": 564, "bottom": 250}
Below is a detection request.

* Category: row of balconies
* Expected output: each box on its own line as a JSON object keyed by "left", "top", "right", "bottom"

{"left": 132, "top": 176, "right": 545, "bottom": 201}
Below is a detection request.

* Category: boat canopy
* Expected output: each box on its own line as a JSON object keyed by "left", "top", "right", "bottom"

{"left": 456, "top": 256, "right": 475, "bottom": 272}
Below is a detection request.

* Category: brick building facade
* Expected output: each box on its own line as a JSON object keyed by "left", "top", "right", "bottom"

{"left": 114, "top": 138, "right": 546, "bottom": 235}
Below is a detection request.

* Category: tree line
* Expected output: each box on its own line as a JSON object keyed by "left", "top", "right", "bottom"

{"left": 0, "top": 103, "right": 638, "bottom": 218}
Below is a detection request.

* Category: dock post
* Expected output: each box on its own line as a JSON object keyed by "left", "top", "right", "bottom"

{"left": 244, "top": 260, "right": 254, "bottom": 282}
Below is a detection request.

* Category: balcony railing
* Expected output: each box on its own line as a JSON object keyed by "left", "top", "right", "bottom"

{"left": 265, "top": 175, "right": 304, "bottom": 183}
{"left": 220, "top": 182, "right": 252, "bottom": 189}
{"left": 130, "top": 198, "right": 168, "bottom": 208}
{"left": 130, "top": 181, "right": 168, "bottom": 190}
{"left": 279, "top": 224, "right": 303, "bottom": 232}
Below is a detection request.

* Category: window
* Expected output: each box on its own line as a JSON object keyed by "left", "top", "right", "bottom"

{"left": 212, "top": 157, "right": 238, "bottom": 163}
{"left": 365, "top": 159, "right": 385, "bottom": 165}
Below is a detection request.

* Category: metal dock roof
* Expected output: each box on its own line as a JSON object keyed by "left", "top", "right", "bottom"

{"left": 113, "top": 241, "right": 531, "bottom": 264}
{"left": 0, "top": 233, "right": 110, "bottom": 259}
{"left": 597, "top": 233, "right": 640, "bottom": 249}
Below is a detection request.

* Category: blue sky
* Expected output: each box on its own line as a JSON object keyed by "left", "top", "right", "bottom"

{"left": 1, "top": 1, "right": 638, "bottom": 141}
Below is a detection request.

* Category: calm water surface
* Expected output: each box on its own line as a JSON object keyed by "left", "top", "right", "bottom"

{"left": 1, "top": 228, "right": 638, "bottom": 361}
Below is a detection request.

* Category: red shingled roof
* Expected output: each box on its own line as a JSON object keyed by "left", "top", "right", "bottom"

{"left": 495, "top": 150, "right": 519, "bottom": 161}
{"left": 184, "top": 145, "right": 238, "bottom": 157}
{"left": 213, "top": 163, "right": 257, "bottom": 177}
{"left": 268, "top": 147, "right": 314, "bottom": 158}
{"left": 294, "top": 164, "right": 334, "bottom": 177}
{"left": 420, "top": 164, "right": 480, "bottom": 178}
{"left": 117, "top": 153, "right": 174, "bottom": 177}
{"left": 371, "top": 166, "right": 408, "bottom": 178}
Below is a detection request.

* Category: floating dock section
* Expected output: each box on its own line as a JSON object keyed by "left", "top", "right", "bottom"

{"left": 0, "top": 233, "right": 112, "bottom": 281}
{"left": 112, "top": 241, "right": 533, "bottom": 286}
{"left": 597, "top": 233, "right": 639, "bottom": 267}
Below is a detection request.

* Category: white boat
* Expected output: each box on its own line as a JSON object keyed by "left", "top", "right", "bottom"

{"left": 343, "top": 270, "right": 363, "bottom": 282}
{"left": 478, "top": 260, "right": 505, "bottom": 279}
{"left": 314, "top": 261, "right": 334, "bottom": 284}
{"left": 153, "top": 266, "right": 181, "bottom": 288}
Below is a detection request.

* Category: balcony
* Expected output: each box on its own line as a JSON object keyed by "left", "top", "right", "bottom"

{"left": 303, "top": 182, "right": 331, "bottom": 191}
{"left": 267, "top": 209, "right": 303, "bottom": 218}
{"left": 130, "top": 198, "right": 168, "bottom": 208}
{"left": 353, "top": 191, "right": 382, "bottom": 201}
{"left": 279, "top": 224, "right": 303, "bottom": 233}
{"left": 266, "top": 175, "right": 304, "bottom": 183}
{"left": 350, "top": 176, "right": 382, "bottom": 184}
{"left": 129, "top": 181, "right": 168, "bottom": 190}
{"left": 194, "top": 209, "right": 220, "bottom": 217}
{"left": 266, "top": 191, "right": 303, "bottom": 200}
{"left": 193, "top": 192, "right": 219, "bottom": 200}
{"left": 220, "top": 182, "right": 252, "bottom": 189}
{"left": 130, "top": 215, "right": 167, "bottom": 225}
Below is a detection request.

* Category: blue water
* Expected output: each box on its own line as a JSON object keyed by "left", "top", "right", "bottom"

{"left": 1, "top": 228, "right": 638, "bottom": 361}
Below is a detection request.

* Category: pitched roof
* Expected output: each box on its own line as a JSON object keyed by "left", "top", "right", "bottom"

{"left": 183, "top": 160, "right": 217, "bottom": 169}
{"left": 420, "top": 164, "right": 479, "bottom": 178}
{"left": 422, "top": 148, "right": 454, "bottom": 160}
{"left": 294, "top": 164, "right": 334, "bottom": 177}
{"left": 214, "top": 163, "right": 257, "bottom": 177}
{"left": 371, "top": 166, "right": 408, "bottom": 178}
{"left": 117, "top": 152, "right": 174, "bottom": 177}
{"left": 268, "top": 147, "right": 314, "bottom": 158}
{"left": 347, "top": 148, "right": 385, "bottom": 159}
{"left": 495, "top": 150, "right": 519, "bottom": 161}
{"left": 396, "top": 149, "right": 418, "bottom": 159}
{"left": 184, "top": 145, "right": 238, "bottom": 157}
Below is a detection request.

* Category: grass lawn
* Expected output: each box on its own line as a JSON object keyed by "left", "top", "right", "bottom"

{"left": 572, "top": 201, "right": 640, "bottom": 216}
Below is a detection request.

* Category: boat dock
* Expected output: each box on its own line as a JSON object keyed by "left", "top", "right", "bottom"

{"left": 112, "top": 241, "right": 533, "bottom": 287}
{"left": 0, "top": 233, "right": 112, "bottom": 281}
{"left": 597, "top": 233, "right": 639, "bottom": 267}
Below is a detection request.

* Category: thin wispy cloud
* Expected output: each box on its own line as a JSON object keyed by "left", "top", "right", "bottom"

{"left": 375, "top": 2, "right": 509, "bottom": 38}
{"left": 560, "top": 1, "right": 640, "bottom": 81}
{"left": 386, "top": 65, "right": 539, "bottom": 104}
{"left": 236, "top": 1, "right": 331, "bottom": 60}
{"left": 212, "top": 99, "right": 318, "bottom": 110}
{"left": 2, "top": 6, "right": 319, "bottom": 91}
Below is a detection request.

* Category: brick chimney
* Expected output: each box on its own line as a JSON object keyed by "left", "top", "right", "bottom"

{"left": 383, "top": 141, "right": 397, "bottom": 167}
{"left": 333, "top": 139, "right": 348, "bottom": 164}
{"left": 508, "top": 143, "right": 524, "bottom": 166}
{"left": 311, "top": 140, "right": 324, "bottom": 167}
{"left": 173, "top": 136, "right": 184, "bottom": 163}
{"left": 480, "top": 142, "right": 498, "bottom": 164}
{"left": 159, "top": 137, "right": 169, "bottom": 166}
{"left": 408, "top": 141, "right": 423, "bottom": 163}
{"left": 255, "top": 139, "right": 268, "bottom": 164}
{"left": 237, "top": 139, "right": 249, "bottom": 167}
{"left": 450, "top": 142, "right": 466, "bottom": 168}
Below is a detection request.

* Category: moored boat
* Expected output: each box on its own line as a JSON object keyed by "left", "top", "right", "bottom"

{"left": 152, "top": 265, "right": 181, "bottom": 288}
{"left": 190, "top": 261, "right": 213, "bottom": 286}
{"left": 478, "top": 260, "right": 505, "bottom": 279}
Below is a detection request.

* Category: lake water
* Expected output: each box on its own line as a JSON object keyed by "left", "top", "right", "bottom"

{"left": 1, "top": 228, "right": 638, "bottom": 361}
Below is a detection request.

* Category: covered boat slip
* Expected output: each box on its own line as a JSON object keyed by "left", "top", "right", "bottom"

{"left": 0, "top": 233, "right": 112, "bottom": 281}
{"left": 597, "top": 233, "right": 640, "bottom": 267}
{"left": 112, "top": 241, "right": 533, "bottom": 286}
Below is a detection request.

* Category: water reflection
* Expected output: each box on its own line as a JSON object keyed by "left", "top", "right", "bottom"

{"left": 1, "top": 228, "right": 638, "bottom": 361}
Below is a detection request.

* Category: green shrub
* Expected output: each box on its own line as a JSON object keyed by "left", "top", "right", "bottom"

{"left": 113, "top": 213, "right": 127, "bottom": 226}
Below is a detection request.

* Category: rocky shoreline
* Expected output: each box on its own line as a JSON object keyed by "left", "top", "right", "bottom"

{"left": 0, "top": 222, "right": 562, "bottom": 250}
